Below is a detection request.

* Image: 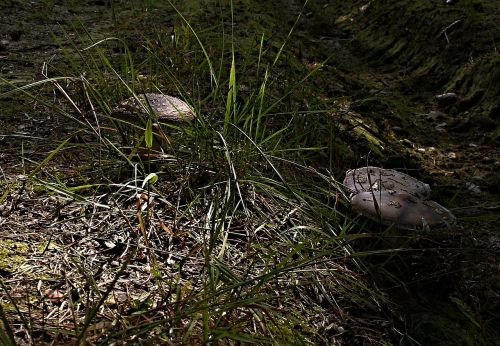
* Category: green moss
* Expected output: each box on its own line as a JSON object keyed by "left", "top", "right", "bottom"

{"left": 0, "top": 239, "right": 29, "bottom": 273}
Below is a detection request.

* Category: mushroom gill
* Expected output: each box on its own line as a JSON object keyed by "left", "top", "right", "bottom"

{"left": 350, "top": 191, "right": 456, "bottom": 231}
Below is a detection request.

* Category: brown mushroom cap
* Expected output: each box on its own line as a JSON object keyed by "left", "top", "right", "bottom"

{"left": 113, "top": 93, "right": 195, "bottom": 123}
{"left": 344, "top": 166, "right": 431, "bottom": 199}
{"left": 350, "top": 191, "right": 456, "bottom": 230}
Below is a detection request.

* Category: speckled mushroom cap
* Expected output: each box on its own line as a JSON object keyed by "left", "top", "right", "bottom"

{"left": 113, "top": 93, "right": 195, "bottom": 123}
{"left": 350, "top": 191, "right": 456, "bottom": 231}
{"left": 344, "top": 166, "right": 431, "bottom": 199}
{"left": 344, "top": 166, "right": 456, "bottom": 230}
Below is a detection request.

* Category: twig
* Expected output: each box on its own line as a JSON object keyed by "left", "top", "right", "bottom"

{"left": 437, "top": 18, "right": 463, "bottom": 44}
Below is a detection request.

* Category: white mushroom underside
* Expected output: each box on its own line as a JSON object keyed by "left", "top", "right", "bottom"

{"left": 351, "top": 191, "right": 456, "bottom": 230}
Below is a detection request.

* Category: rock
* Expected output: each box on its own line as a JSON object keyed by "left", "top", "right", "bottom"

{"left": 465, "top": 182, "right": 481, "bottom": 194}
{"left": 435, "top": 92, "right": 458, "bottom": 107}
{"left": 350, "top": 191, "right": 456, "bottom": 230}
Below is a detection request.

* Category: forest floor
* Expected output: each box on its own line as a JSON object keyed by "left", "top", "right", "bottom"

{"left": 0, "top": 0, "right": 499, "bottom": 344}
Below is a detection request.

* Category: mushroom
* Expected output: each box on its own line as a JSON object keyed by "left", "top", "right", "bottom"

{"left": 350, "top": 191, "right": 456, "bottom": 231}
{"left": 113, "top": 93, "right": 195, "bottom": 124}
{"left": 344, "top": 166, "right": 431, "bottom": 199}
{"left": 111, "top": 93, "right": 196, "bottom": 152}
{"left": 344, "top": 166, "right": 456, "bottom": 230}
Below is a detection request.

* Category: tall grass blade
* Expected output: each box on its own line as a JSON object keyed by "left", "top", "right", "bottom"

{"left": 145, "top": 118, "right": 153, "bottom": 148}
{"left": 28, "top": 136, "right": 72, "bottom": 178}
{"left": 0, "top": 300, "right": 16, "bottom": 346}
{"left": 273, "top": 0, "right": 310, "bottom": 65}
{"left": 224, "top": 52, "right": 237, "bottom": 134}
{"left": 167, "top": 0, "right": 218, "bottom": 88}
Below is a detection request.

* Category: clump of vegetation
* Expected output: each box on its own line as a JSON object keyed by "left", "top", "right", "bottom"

{"left": 1, "top": 0, "right": 498, "bottom": 345}
{"left": 0, "top": 2, "right": 399, "bottom": 344}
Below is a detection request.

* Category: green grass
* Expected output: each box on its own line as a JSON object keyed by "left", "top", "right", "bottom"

{"left": 4, "top": 0, "right": 498, "bottom": 345}
{"left": 0, "top": 4, "right": 389, "bottom": 344}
